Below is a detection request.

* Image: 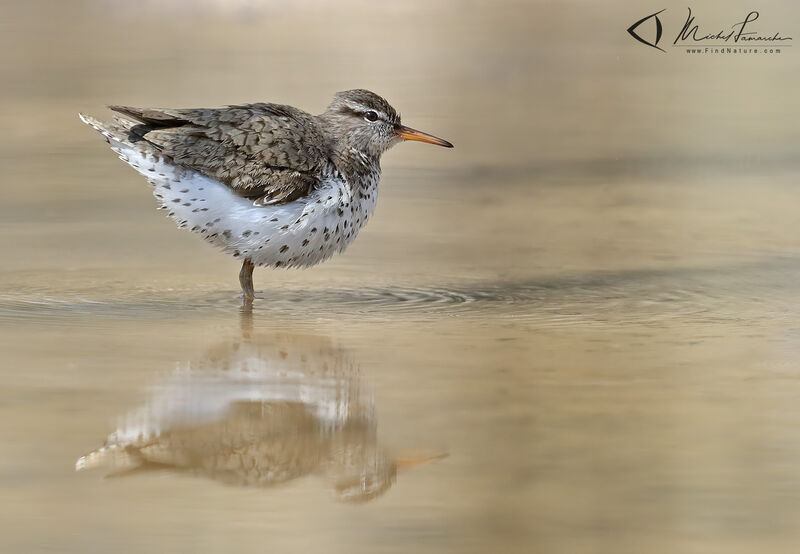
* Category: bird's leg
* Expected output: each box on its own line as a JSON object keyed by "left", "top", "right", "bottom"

{"left": 239, "top": 258, "right": 255, "bottom": 305}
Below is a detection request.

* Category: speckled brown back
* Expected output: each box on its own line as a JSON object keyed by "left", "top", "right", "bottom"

{"left": 110, "top": 103, "right": 332, "bottom": 204}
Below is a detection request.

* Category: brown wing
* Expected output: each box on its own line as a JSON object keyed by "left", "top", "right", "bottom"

{"left": 109, "top": 103, "right": 330, "bottom": 205}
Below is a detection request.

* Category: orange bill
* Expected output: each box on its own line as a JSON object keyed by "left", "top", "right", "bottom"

{"left": 395, "top": 452, "right": 449, "bottom": 469}
{"left": 395, "top": 125, "right": 453, "bottom": 148}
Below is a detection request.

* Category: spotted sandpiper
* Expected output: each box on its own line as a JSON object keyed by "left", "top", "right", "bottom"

{"left": 79, "top": 90, "right": 452, "bottom": 303}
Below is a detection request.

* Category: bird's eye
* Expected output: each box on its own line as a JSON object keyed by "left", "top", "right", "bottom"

{"left": 364, "top": 111, "right": 379, "bottom": 122}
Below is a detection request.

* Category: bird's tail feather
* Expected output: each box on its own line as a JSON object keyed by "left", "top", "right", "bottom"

{"left": 79, "top": 112, "right": 161, "bottom": 170}
{"left": 78, "top": 112, "right": 136, "bottom": 149}
{"left": 75, "top": 443, "right": 141, "bottom": 472}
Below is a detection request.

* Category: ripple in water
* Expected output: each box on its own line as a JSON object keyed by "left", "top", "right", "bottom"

{"left": 2, "top": 258, "right": 799, "bottom": 326}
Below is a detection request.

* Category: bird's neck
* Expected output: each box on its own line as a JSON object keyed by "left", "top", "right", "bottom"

{"left": 331, "top": 146, "right": 381, "bottom": 189}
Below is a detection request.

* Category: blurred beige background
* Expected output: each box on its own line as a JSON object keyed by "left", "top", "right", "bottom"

{"left": 1, "top": 0, "right": 797, "bottom": 279}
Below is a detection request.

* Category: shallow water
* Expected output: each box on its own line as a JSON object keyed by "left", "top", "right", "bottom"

{"left": 3, "top": 1, "right": 800, "bottom": 552}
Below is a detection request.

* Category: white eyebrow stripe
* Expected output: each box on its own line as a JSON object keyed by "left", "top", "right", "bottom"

{"left": 345, "top": 102, "right": 388, "bottom": 120}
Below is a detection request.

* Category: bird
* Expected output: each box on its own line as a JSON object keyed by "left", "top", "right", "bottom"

{"left": 79, "top": 89, "right": 453, "bottom": 303}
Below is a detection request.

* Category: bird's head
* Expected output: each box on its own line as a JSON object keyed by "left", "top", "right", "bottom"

{"left": 329, "top": 443, "right": 397, "bottom": 503}
{"left": 320, "top": 89, "right": 452, "bottom": 160}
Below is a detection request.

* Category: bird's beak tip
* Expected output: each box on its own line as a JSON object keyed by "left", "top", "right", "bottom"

{"left": 395, "top": 452, "right": 449, "bottom": 469}
{"left": 395, "top": 125, "right": 453, "bottom": 148}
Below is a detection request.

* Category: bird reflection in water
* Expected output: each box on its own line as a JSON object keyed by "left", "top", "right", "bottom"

{"left": 76, "top": 314, "right": 441, "bottom": 502}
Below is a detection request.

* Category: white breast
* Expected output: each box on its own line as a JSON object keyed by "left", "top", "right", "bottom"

{"left": 113, "top": 142, "right": 379, "bottom": 268}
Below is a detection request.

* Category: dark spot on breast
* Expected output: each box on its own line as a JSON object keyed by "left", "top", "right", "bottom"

{"left": 163, "top": 184, "right": 171, "bottom": 190}
{"left": 270, "top": 217, "right": 279, "bottom": 222}
{"left": 242, "top": 230, "right": 252, "bottom": 237}
{"left": 280, "top": 225, "right": 289, "bottom": 230}
{"left": 311, "top": 227, "right": 317, "bottom": 233}
{"left": 182, "top": 202, "right": 191, "bottom": 206}
{"left": 279, "top": 245, "right": 289, "bottom": 253}
{"left": 222, "top": 230, "right": 232, "bottom": 239}
{"left": 302, "top": 239, "right": 309, "bottom": 246}
{"left": 200, "top": 207, "right": 208, "bottom": 211}
{"left": 180, "top": 189, "right": 189, "bottom": 193}
{"left": 275, "top": 261, "right": 283, "bottom": 267}
{"left": 214, "top": 218, "right": 221, "bottom": 223}
{"left": 172, "top": 198, "right": 181, "bottom": 203}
